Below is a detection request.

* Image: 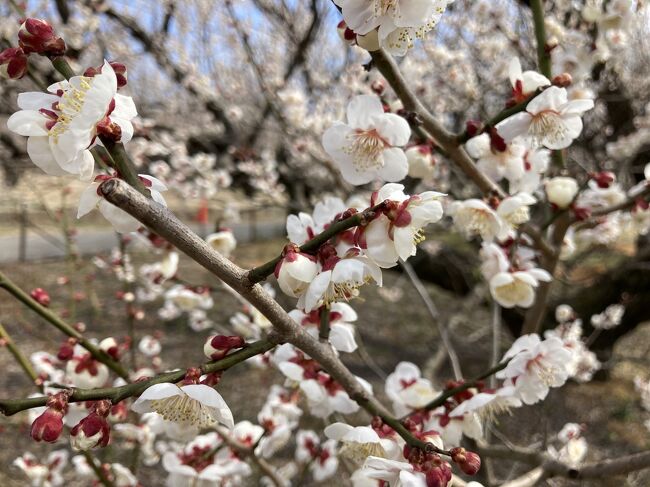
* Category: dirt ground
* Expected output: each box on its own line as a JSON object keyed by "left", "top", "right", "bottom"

{"left": 0, "top": 239, "right": 648, "bottom": 486}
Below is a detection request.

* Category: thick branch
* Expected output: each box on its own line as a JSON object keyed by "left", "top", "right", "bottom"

{"left": 97, "top": 179, "right": 439, "bottom": 452}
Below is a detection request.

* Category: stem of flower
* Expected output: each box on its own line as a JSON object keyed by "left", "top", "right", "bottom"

{"left": 318, "top": 306, "right": 330, "bottom": 342}
{"left": 0, "top": 339, "right": 276, "bottom": 416}
{"left": 82, "top": 451, "right": 116, "bottom": 487}
{"left": 0, "top": 270, "right": 129, "bottom": 380}
{"left": 530, "top": 0, "right": 552, "bottom": 79}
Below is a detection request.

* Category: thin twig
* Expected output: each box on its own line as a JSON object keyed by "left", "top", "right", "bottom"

{"left": 399, "top": 259, "right": 462, "bottom": 380}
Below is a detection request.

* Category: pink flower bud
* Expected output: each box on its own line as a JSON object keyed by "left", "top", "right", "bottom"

{"left": 0, "top": 47, "right": 28, "bottom": 79}
{"left": 30, "top": 408, "right": 64, "bottom": 442}
{"left": 203, "top": 335, "right": 245, "bottom": 360}
{"left": 70, "top": 413, "right": 111, "bottom": 450}
{"left": 57, "top": 339, "right": 75, "bottom": 361}
{"left": 450, "top": 447, "right": 481, "bottom": 476}
{"left": 552, "top": 73, "right": 573, "bottom": 88}
{"left": 18, "top": 18, "right": 66, "bottom": 58}
{"left": 30, "top": 288, "right": 50, "bottom": 307}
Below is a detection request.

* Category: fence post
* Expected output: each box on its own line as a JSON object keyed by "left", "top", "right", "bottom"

{"left": 18, "top": 203, "right": 28, "bottom": 262}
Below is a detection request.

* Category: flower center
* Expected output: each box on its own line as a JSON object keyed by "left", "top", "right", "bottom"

{"left": 457, "top": 208, "right": 495, "bottom": 239}
{"left": 344, "top": 129, "right": 388, "bottom": 172}
{"left": 48, "top": 77, "right": 93, "bottom": 142}
{"left": 504, "top": 206, "right": 530, "bottom": 226}
{"left": 340, "top": 440, "right": 386, "bottom": 463}
{"left": 529, "top": 110, "right": 567, "bottom": 145}
{"left": 495, "top": 279, "right": 529, "bottom": 304}
{"left": 375, "top": 0, "right": 399, "bottom": 16}
{"left": 150, "top": 394, "right": 216, "bottom": 427}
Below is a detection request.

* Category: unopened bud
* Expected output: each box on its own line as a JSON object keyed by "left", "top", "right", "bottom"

{"left": 99, "top": 337, "right": 120, "bottom": 360}
{"left": 371, "top": 80, "right": 385, "bottom": 95}
{"left": 70, "top": 409, "right": 111, "bottom": 450}
{"left": 425, "top": 462, "right": 452, "bottom": 487}
{"left": 466, "top": 120, "right": 483, "bottom": 138}
{"left": 30, "top": 408, "right": 64, "bottom": 442}
{"left": 0, "top": 47, "right": 28, "bottom": 79}
{"left": 552, "top": 72, "right": 573, "bottom": 88}
{"left": 204, "top": 335, "right": 246, "bottom": 360}
{"left": 96, "top": 116, "right": 122, "bottom": 142}
{"left": 450, "top": 447, "right": 481, "bottom": 476}
{"left": 591, "top": 170, "right": 615, "bottom": 189}
{"left": 336, "top": 20, "right": 356, "bottom": 46}
{"left": 30, "top": 288, "right": 50, "bottom": 307}
{"left": 18, "top": 18, "right": 66, "bottom": 58}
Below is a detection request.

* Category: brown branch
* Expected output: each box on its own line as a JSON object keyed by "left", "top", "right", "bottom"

{"left": 479, "top": 443, "right": 650, "bottom": 480}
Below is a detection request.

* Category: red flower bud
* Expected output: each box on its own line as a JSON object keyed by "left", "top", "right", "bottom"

{"left": 591, "top": 170, "right": 615, "bottom": 189}
{"left": 109, "top": 61, "right": 128, "bottom": 88}
{"left": 0, "top": 47, "right": 28, "bottom": 79}
{"left": 96, "top": 116, "right": 122, "bottom": 142}
{"left": 18, "top": 18, "right": 66, "bottom": 58}
{"left": 552, "top": 72, "right": 573, "bottom": 88}
{"left": 30, "top": 288, "right": 50, "bottom": 307}
{"left": 30, "top": 408, "right": 64, "bottom": 442}
{"left": 450, "top": 447, "right": 481, "bottom": 476}
{"left": 465, "top": 120, "right": 483, "bottom": 138}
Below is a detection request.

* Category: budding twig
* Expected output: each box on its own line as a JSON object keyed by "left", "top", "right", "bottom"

{"left": 0, "top": 339, "right": 276, "bottom": 416}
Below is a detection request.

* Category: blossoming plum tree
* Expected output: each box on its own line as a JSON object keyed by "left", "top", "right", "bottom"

{"left": 0, "top": 1, "right": 650, "bottom": 487}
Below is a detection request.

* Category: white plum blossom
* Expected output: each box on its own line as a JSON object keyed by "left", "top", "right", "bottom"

{"left": 295, "top": 430, "right": 339, "bottom": 482}
{"left": 489, "top": 268, "right": 552, "bottom": 308}
{"left": 497, "top": 335, "right": 573, "bottom": 404}
{"left": 405, "top": 145, "right": 435, "bottom": 178}
{"left": 545, "top": 176, "right": 579, "bottom": 208}
{"left": 385, "top": 361, "right": 438, "bottom": 417}
{"left": 508, "top": 57, "right": 550, "bottom": 101}
{"left": 322, "top": 95, "right": 410, "bottom": 185}
{"left": 205, "top": 229, "right": 237, "bottom": 257}
{"left": 335, "top": 0, "right": 451, "bottom": 56}
{"left": 78, "top": 174, "right": 167, "bottom": 232}
{"left": 289, "top": 302, "right": 359, "bottom": 353}
{"left": 275, "top": 248, "right": 319, "bottom": 298}
{"left": 465, "top": 133, "right": 527, "bottom": 184}
{"left": 449, "top": 199, "right": 504, "bottom": 241}
{"left": 13, "top": 450, "right": 68, "bottom": 487}
{"left": 496, "top": 86, "right": 594, "bottom": 150}
{"left": 363, "top": 183, "right": 444, "bottom": 267}
{"left": 324, "top": 423, "right": 386, "bottom": 463}
{"left": 7, "top": 61, "right": 136, "bottom": 179}
{"left": 131, "top": 383, "right": 234, "bottom": 429}
{"left": 299, "top": 252, "right": 382, "bottom": 312}
{"left": 590, "top": 304, "right": 625, "bottom": 329}
{"left": 496, "top": 192, "right": 537, "bottom": 238}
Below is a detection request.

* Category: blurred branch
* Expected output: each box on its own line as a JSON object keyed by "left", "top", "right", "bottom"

{"left": 0, "top": 270, "right": 129, "bottom": 380}
{"left": 400, "top": 259, "right": 462, "bottom": 380}
{"left": 0, "top": 322, "right": 40, "bottom": 386}
{"left": 101, "top": 5, "right": 235, "bottom": 139}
